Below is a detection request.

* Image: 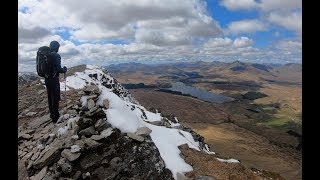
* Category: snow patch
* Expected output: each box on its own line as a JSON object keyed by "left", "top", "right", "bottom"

{"left": 216, "top": 158, "right": 240, "bottom": 163}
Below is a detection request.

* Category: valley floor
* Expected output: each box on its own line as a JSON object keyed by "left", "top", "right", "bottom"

{"left": 130, "top": 89, "right": 302, "bottom": 180}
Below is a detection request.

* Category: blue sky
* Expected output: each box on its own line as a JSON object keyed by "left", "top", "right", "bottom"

{"left": 18, "top": 0, "right": 301, "bottom": 72}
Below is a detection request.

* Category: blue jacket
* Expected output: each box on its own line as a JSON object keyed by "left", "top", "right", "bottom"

{"left": 49, "top": 41, "right": 66, "bottom": 77}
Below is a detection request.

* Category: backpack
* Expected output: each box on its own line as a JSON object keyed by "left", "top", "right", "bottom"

{"left": 36, "top": 46, "right": 55, "bottom": 78}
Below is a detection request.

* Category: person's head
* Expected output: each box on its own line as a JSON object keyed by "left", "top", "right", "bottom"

{"left": 50, "top": 41, "right": 60, "bottom": 52}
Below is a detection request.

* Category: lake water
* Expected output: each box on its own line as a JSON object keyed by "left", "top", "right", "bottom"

{"left": 167, "top": 82, "right": 234, "bottom": 103}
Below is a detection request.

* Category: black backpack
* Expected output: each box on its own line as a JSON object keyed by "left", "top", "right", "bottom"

{"left": 36, "top": 46, "right": 55, "bottom": 78}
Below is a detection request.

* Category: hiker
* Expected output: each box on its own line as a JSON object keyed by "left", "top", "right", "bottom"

{"left": 44, "top": 41, "right": 67, "bottom": 123}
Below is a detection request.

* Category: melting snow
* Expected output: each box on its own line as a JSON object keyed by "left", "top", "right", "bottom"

{"left": 58, "top": 64, "right": 216, "bottom": 179}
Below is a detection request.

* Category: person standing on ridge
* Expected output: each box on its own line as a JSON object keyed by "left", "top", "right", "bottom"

{"left": 45, "top": 41, "right": 67, "bottom": 123}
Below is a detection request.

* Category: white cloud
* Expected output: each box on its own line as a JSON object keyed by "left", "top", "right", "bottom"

{"left": 233, "top": 37, "right": 253, "bottom": 48}
{"left": 220, "top": 0, "right": 258, "bottom": 11}
{"left": 18, "top": 0, "right": 221, "bottom": 44}
{"left": 259, "top": 0, "right": 301, "bottom": 12}
{"left": 203, "top": 38, "right": 232, "bottom": 48}
{"left": 268, "top": 11, "right": 302, "bottom": 34}
{"left": 226, "top": 19, "right": 267, "bottom": 35}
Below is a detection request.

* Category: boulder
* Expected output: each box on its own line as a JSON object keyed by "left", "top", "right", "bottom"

{"left": 127, "top": 133, "right": 144, "bottom": 142}
{"left": 135, "top": 127, "right": 152, "bottom": 136}
{"left": 33, "top": 147, "right": 61, "bottom": 169}
{"left": 70, "top": 145, "right": 81, "bottom": 153}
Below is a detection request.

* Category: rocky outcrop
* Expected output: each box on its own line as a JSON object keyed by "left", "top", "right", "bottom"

{"left": 18, "top": 82, "right": 173, "bottom": 180}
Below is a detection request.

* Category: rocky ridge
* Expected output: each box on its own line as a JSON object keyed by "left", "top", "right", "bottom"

{"left": 18, "top": 65, "right": 277, "bottom": 180}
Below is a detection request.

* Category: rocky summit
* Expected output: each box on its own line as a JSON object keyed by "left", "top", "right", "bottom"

{"left": 18, "top": 65, "right": 281, "bottom": 180}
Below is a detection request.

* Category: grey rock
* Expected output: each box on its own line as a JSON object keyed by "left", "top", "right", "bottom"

{"left": 18, "top": 133, "right": 33, "bottom": 140}
{"left": 135, "top": 127, "right": 152, "bottom": 136}
{"left": 87, "top": 99, "right": 95, "bottom": 110}
{"left": 31, "top": 151, "right": 41, "bottom": 161}
{"left": 90, "top": 135, "right": 105, "bottom": 141}
{"left": 26, "top": 112, "right": 37, "bottom": 116}
{"left": 109, "top": 157, "right": 122, "bottom": 168}
{"left": 18, "top": 160, "right": 28, "bottom": 180}
{"left": 74, "top": 138, "right": 101, "bottom": 151}
{"left": 73, "top": 171, "right": 82, "bottom": 180}
{"left": 195, "top": 175, "right": 216, "bottom": 180}
{"left": 70, "top": 145, "right": 81, "bottom": 153}
{"left": 82, "top": 172, "right": 91, "bottom": 179}
{"left": 78, "top": 91, "right": 85, "bottom": 95}
{"left": 87, "top": 94, "right": 98, "bottom": 100}
{"left": 61, "top": 149, "right": 81, "bottom": 162}
{"left": 28, "top": 114, "right": 51, "bottom": 129}
{"left": 78, "top": 126, "right": 97, "bottom": 137}
{"left": 22, "top": 151, "right": 34, "bottom": 160}
{"left": 103, "top": 99, "right": 109, "bottom": 109}
{"left": 67, "top": 110, "right": 77, "bottom": 116}
{"left": 100, "top": 128, "right": 113, "bottom": 137}
{"left": 94, "top": 119, "right": 110, "bottom": 132}
{"left": 33, "top": 147, "right": 61, "bottom": 169}
{"left": 57, "top": 157, "right": 72, "bottom": 174}
{"left": 148, "top": 121, "right": 163, "bottom": 126}
{"left": 33, "top": 166, "right": 48, "bottom": 180}
{"left": 127, "top": 133, "right": 144, "bottom": 142}
{"left": 84, "top": 85, "right": 99, "bottom": 94}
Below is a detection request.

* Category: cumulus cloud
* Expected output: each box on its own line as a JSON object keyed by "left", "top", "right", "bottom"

{"left": 220, "top": 0, "right": 258, "bottom": 11}
{"left": 268, "top": 11, "right": 302, "bottom": 34}
{"left": 18, "top": 26, "right": 51, "bottom": 43}
{"left": 233, "top": 37, "right": 253, "bottom": 48}
{"left": 226, "top": 19, "right": 267, "bottom": 35}
{"left": 18, "top": 0, "right": 221, "bottom": 44}
{"left": 203, "top": 38, "right": 232, "bottom": 48}
{"left": 259, "top": 0, "right": 301, "bottom": 12}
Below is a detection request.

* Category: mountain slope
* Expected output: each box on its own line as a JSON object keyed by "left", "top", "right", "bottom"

{"left": 18, "top": 65, "right": 277, "bottom": 180}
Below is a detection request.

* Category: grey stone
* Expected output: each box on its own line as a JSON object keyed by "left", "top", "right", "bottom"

{"left": 94, "top": 119, "right": 110, "bottom": 132}
{"left": 26, "top": 112, "right": 37, "bottom": 116}
{"left": 22, "top": 151, "right": 34, "bottom": 160}
{"left": 31, "top": 152, "right": 41, "bottom": 161}
{"left": 148, "top": 121, "right": 163, "bottom": 126}
{"left": 18, "top": 160, "right": 28, "bottom": 180}
{"left": 127, "top": 133, "right": 144, "bottom": 142}
{"left": 90, "top": 135, "right": 105, "bottom": 141}
{"left": 57, "top": 157, "right": 72, "bottom": 174}
{"left": 109, "top": 157, "right": 122, "bottom": 168}
{"left": 67, "top": 110, "right": 77, "bottom": 116}
{"left": 87, "top": 94, "right": 98, "bottom": 100}
{"left": 78, "top": 126, "right": 97, "bottom": 137}
{"left": 84, "top": 85, "right": 99, "bottom": 94}
{"left": 75, "top": 138, "right": 101, "bottom": 151}
{"left": 18, "top": 133, "right": 33, "bottom": 140}
{"left": 82, "top": 172, "right": 91, "bottom": 179}
{"left": 103, "top": 99, "right": 109, "bottom": 109}
{"left": 33, "top": 147, "right": 61, "bottom": 169}
{"left": 28, "top": 114, "right": 51, "bottom": 129}
{"left": 87, "top": 99, "right": 95, "bottom": 110}
{"left": 78, "top": 91, "right": 85, "bottom": 95}
{"left": 61, "top": 149, "right": 81, "bottom": 162}
{"left": 135, "top": 127, "right": 152, "bottom": 136}
{"left": 73, "top": 171, "right": 82, "bottom": 180}
{"left": 33, "top": 166, "right": 48, "bottom": 180}
{"left": 70, "top": 145, "right": 81, "bottom": 153}
{"left": 100, "top": 128, "right": 113, "bottom": 137}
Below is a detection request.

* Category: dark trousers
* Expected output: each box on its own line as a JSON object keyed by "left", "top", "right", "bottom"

{"left": 45, "top": 77, "right": 61, "bottom": 122}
